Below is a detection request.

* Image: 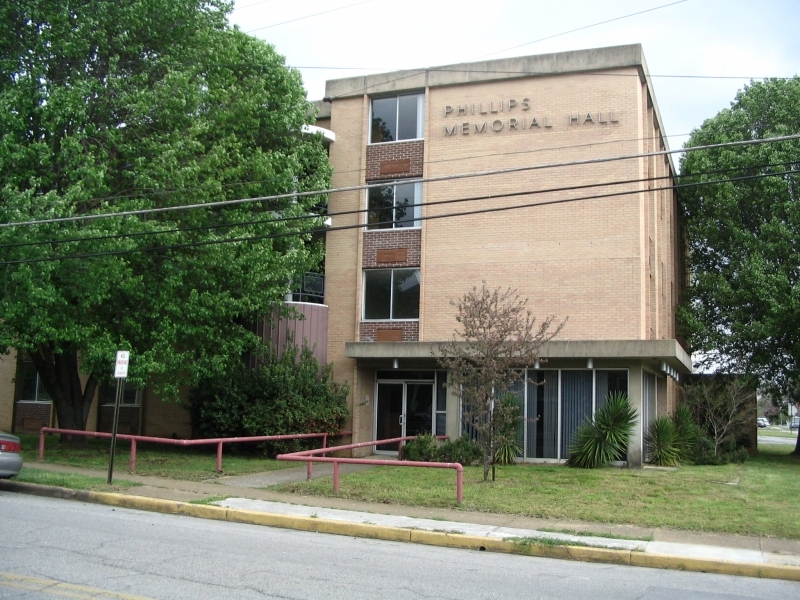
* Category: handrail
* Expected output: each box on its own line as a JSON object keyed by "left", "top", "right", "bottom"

{"left": 39, "top": 428, "right": 351, "bottom": 473}
{"left": 277, "top": 435, "right": 464, "bottom": 503}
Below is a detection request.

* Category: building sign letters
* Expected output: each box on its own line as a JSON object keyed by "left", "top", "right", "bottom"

{"left": 443, "top": 98, "right": 619, "bottom": 136}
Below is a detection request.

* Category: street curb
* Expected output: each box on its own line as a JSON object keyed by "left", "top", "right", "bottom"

{"left": 3, "top": 480, "right": 800, "bottom": 582}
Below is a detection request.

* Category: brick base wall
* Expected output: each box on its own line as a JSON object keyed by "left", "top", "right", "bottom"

{"left": 98, "top": 405, "right": 141, "bottom": 435}
{"left": 365, "top": 141, "right": 424, "bottom": 181}
{"left": 14, "top": 402, "right": 51, "bottom": 433}
{"left": 359, "top": 321, "right": 419, "bottom": 342}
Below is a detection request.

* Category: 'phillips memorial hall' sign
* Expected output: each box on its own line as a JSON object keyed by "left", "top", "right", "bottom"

{"left": 442, "top": 98, "right": 620, "bottom": 136}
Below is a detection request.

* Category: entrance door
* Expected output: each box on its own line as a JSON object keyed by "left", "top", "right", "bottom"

{"left": 375, "top": 381, "right": 434, "bottom": 452}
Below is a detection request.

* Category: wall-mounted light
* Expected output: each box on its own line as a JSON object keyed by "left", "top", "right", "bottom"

{"left": 586, "top": 358, "right": 593, "bottom": 369}
{"left": 392, "top": 358, "right": 399, "bottom": 369}
{"left": 534, "top": 359, "right": 541, "bottom": 370}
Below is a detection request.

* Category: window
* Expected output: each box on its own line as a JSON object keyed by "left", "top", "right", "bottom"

{"left": 363, "top": 268, "right": 420, "bottom": 320}
{"left": 368, "top": 181, "right": 421, "bottom": 229}
{"left": 16, "top": 360, "right": 50, "bottom": 402}
{"left": 99, "top": 381, "right": 141, "bottom": 406}
{"left": 370, "top": 93, "right": 424, "bottom": 143}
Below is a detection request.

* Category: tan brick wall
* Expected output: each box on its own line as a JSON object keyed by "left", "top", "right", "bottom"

{"left": 0, "top": 350, "right": 17, "bottom": 431}
{"left": 420, "top": 69, "right": 665, "bottom": 342}
{"left": 325, "top": 95, "right": 369, "bottom": 435}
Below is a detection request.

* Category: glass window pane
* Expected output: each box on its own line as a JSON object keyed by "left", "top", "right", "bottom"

{"left": 391, "top": 269, "right": 420, "bottom": 319}
{"left": 364, "top": 270, "right": 392, "bottom": 319}
{"left": 371, "top": 97, "right": 397, "bottom": 143}
{"left": 436, "top": 371, "right": 447, "bottom": 411}
{"left": 17, "top": 361, "right": 39, "bottom": 401}
{"left": 435, "top": 413, "right": 446, "bottom": 437}
{"left": 393, "top": 182, "right": 417, "bottom": 227}
{"left": 595, "top": 370, "right": 628, "bottom": 411}
{"left": 527, "top": 371, "right": 558, "bottom": 459}
{"left": 368, "top": 186, "right": 394, "bottom": 229}
{"left": 397, "top": 94, "right": 420, "bottom": 140}
{"left": 561, "top": 370, "right": 593, "bottom": 459}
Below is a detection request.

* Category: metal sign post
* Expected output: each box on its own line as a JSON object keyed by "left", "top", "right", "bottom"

{"left": 107, "top": 350, "right": 129, "bottom": 485}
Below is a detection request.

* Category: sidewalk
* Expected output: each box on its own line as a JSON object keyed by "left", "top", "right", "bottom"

{"left": 4, "top": 461, "right": 800, "bottom": 581}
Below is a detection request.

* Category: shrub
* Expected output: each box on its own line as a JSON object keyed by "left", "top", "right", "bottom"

{"left": 437, "top": 435, "right": 482, "bottom": 465}
{"left": 401, "top": 434, "right": 482, "bottom": 465}
{"left": 672, "top": 404, "right": 698, "bottom": 462}
{"left": 569, "top": 392, "right": 637, "bottom": 468}
{"left": 402, "top": 434, "right": 440, "bottom": 462}
{"left": 190, "top": 342, "right": 349, "bottom": 455}
{"left": 691, "top": 436, "right": 749, "bottom": 465}
{"left": 645, "top": 417, "right": 680, "bottom": 466}
{"left": 493, "top": 393, "right": 523, "bottom": 466}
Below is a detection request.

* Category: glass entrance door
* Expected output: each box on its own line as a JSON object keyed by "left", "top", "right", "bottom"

{"left": 375, "top": 381, "right": 434, "bottom": 452}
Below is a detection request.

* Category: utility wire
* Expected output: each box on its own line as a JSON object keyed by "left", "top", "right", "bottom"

{"left": 2, "top": 134, "right": 798, "bottom": 229}
{"left": 3, "top": 160, "right": 795, "bottom": 252}
{"left": 244, "top": 0, "right": 378, "bottom": 33}
{"left": 46, "top": 129, "right": 689, "bottom": 206}
{"left": 478, "top": 0, "right": 688, "bottom": 59}
{"left": 2, "top": 168, "right": 796, "bottom": 266}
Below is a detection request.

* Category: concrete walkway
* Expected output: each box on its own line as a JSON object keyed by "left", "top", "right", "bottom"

{"left": 6, "top": 461, "right": 800, "bottom": 580}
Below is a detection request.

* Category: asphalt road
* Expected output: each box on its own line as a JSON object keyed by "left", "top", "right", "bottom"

{"left": 759, "top": 434, "right": 798, "bottom": 446}
{"left": 1, "top": 492, "right": 799, "bottom": 600}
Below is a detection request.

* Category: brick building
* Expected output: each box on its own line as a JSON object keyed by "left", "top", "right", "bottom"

{"left": 317, "top": 44, "right": 691, "bottom": 466}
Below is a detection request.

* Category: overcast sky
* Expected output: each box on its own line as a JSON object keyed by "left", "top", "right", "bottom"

{"left": 230, "top": 0, "right": 799, "bottom": 154}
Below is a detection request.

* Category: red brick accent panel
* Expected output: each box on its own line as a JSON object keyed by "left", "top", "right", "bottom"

{"left": 14, "top": 402, "right": 51, "bottom": 433}
{"left": 363, "top": 229, "right": 421, "bottom": 268}
{"left": 376, "top": 329, "right": 404, "bottom": 342}
{"left": 365, "top": 141, "right": 424, "bottom": 181}
{"left": 360, "top": 321, "right": 419, "bottom": 342}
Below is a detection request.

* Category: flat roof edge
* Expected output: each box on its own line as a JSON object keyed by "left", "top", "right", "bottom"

{"left": 344, "top": 338, "right": 692, "bottom": 373}
{"left": 325, "top": 44, "right": 644, "bottom": 99}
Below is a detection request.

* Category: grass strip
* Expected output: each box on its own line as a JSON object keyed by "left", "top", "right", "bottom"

{"left": 538, "top": 528, "right": 652, "bottom": 542}
{"left": 14, "top": 467, "right": 140, "bottom": 492}
{"left": 20, "top": 434, "right": 298, "bottom": 481}
{"left": 188, "top": 495, "right": 231, "bottom": 505}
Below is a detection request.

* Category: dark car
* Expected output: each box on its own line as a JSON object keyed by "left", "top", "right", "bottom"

{"left": 0, "top": 432, "right": 23, "bottom": 479}
{"left": 757, "top": 417, "right": 769, "bottom": 428}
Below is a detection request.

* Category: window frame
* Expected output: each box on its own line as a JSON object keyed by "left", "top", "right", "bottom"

{"left": 362, "top": 267, "right": 421, "bottom": 322}
{"left": 15, "top": 360, "right": 51, "bottom": 403}
{"left": 369, "top": 93, "right": 425, "bottom": 145}
{"left": 366, "top": 180, "right": 422, "bottom": 230}
{"left": 99, "top": 381, "right": 142, "bottom": 407}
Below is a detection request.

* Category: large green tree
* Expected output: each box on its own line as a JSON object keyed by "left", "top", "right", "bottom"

{"left": 0, "top": 1, "right": 331, "bottom": 431}
{"left": 679, "top": 77, "right": 800, "bottom": 454}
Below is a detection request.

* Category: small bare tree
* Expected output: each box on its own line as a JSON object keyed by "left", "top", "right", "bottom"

{"left": 437, "top": 283, "right": 564, "bottom": 481}
{"left": 683, "top": 377, "right": 755, "bottom": 457}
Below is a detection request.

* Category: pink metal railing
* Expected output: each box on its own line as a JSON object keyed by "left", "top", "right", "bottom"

{"left": 277, "top": 436, "right": 464, "bottom": 503}
{"left": 39, "top": 427, "right": 350, "bottom": 473}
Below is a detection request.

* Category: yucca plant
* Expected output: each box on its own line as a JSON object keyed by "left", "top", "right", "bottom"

{"left": 646, "top": 416, "right": 681, "bottom": 466}
{"left": 672, "top": 403, "right": 698, "bottom": 462}
{"left": 569, "top": 392, "right": 637, "bottom": 468}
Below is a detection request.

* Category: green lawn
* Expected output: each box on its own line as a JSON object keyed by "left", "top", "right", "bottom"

{"left": 758, "top": 430, "right": 798, "bottom": 439}
{"left": 14, "top": 467, "right": 141, "bottom": 492}
{"left": 274, "top": 445, "right": 800, "bottom": 539}
{"left": 19, "top": 434, "right": 299, "bottom": 481}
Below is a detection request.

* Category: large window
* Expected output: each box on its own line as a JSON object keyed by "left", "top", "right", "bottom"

{"left": 370, "top": 93, "right": 424, "bottom": 143}
{"left": 99, "top": 381, "right": 141, "bottom": 406}
{"left": 363, "top": 268, "right": 420, "bottom": 320}
{"left": 368, "top": 181, "right": 421, "bottom": 229}
{"left": 16, "top": 360, "right": 50, "bottom": 402}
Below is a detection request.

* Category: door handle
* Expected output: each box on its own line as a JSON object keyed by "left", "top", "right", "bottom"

{"left": 399, "top": 415, "right": 405, "bottom": 426}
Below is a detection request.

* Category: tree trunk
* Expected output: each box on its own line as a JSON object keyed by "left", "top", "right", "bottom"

{"left": 29, "top": 345, "right": 98, "bottom": 440}
{"left": 794, "top": 403, "right": 800, "bottom": 456}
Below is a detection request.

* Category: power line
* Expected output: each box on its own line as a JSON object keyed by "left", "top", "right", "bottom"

{"left": 2, "top": 168, "right": 795, "bottom": 266}
{"left": 3, "top": 160, "right": 795, "bottom": 252}
{"left": 2, "top": 133, "right": 798, "bottom": 229}
{"left": 478, "top": 0, "right": 688, "bottom": 59}
{"left": 41, "top": 130, "right": 688, "bottom": 206}
{"left": 244, "top": 0, "right": 378, "bottom": 33}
